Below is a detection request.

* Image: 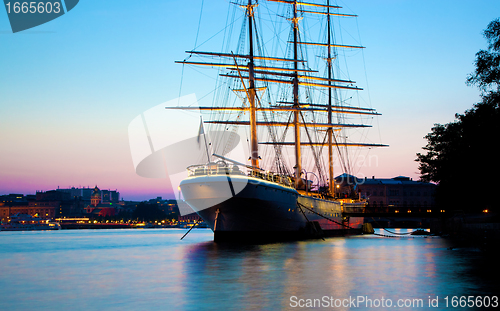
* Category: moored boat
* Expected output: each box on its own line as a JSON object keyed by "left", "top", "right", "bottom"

{"left": 1, "top": 213, "right": 61, "bottom": 231}
{"left": 181, "top": 162, "right": 365, "bottom": 242}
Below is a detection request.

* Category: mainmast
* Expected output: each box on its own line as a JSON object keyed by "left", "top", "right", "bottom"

{"left": 292, "top": 0, "right": 302, "bottom": 189}
{"left": 246, "top": 0, "right": 259, "bottom": 169}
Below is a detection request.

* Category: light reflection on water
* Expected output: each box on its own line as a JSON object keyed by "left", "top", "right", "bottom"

{"left": 0, "top": 229, "right": 496, "bottom": 310}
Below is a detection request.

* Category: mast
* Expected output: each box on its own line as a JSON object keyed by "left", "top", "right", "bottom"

{"left": 292, "top": 0, "right": 302, "bottom": 188}
{"left": 247, "top": 0, "right": 259, "bottom": 168}
{"left": 327, "top": 0, "right": 334, "bottom": 195}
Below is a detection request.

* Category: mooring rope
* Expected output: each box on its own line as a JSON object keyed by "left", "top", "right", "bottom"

{"left": 296, "top": 203, "right": 325, "bottom": 240}
{"left": 297, "top": 202, "right": 354, "bottom": 230}
{"left": 297, "top": 203, "right": 435, "bottom": 238}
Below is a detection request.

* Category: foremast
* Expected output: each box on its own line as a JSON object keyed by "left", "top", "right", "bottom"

{"left": 323, "top": 0, "right": 358, "bottom": 195}
{"left": 326, "top": 0, "right": 334, "bottom": 194}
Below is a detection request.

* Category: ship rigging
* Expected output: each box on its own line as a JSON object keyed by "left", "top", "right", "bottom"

{"left": 169, "top": 0, "right": 387, "bottom": 241}
{"left": 173, "top": 0, "right": 386, "bottom": 195}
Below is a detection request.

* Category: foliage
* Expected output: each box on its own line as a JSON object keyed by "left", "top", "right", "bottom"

{"left": 416, "top": 96, "right": 500, "bottom": 211}
{"left": 467, "top": 18, "right": 500, "bottom": 92}
{"left": 132, "top": 203, "right": 168, "bottom": 222}
{"left": 417, "top": 19, "right": 500, "bottom": 212}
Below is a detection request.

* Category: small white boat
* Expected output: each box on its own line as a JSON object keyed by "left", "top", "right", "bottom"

{"left": 0, "top": 213, "right": 61, "bottom": 231}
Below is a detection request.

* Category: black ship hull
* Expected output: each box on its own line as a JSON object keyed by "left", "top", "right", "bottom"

{"left": 180, "top": 174, "right": 364, "bottom": 242}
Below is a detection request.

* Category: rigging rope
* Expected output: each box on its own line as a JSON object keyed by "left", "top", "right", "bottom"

{"left": 299, "top": 111, "right": 326, "bottom": 184}
{"left": 193, "top": 0, "right": 205, "bottom": 50}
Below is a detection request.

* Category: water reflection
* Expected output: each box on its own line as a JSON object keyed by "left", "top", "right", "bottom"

{"left": 180, "top": 230, "right": 498, "bottom": 310}
{"left": 0, "top": 229, "right": 497, "bottom": 310}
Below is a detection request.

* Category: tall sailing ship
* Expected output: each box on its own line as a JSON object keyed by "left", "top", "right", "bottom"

{"left": 169, "top": 0, "right": 387, "bottom": 242}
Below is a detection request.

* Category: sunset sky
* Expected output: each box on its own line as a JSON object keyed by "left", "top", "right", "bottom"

{"left": 1, "top": 0, "right": 499, "bottom": 201}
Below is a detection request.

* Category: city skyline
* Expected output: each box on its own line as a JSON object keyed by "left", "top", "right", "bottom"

{"left": 1, "top": 0, "right": 500, "bottom": 201}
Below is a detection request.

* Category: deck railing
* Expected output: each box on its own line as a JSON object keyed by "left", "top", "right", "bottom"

{"left": 186, "top": 162, "right": 294, "bottom": 188}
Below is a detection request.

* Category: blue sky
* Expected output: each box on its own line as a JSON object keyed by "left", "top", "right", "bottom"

{"left": 1, "top": 0, "right": 499, "bottom": 200}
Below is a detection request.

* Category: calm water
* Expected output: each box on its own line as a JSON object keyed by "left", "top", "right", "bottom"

{"left": 0, "top": 229, "right": 497, "bottom": 310}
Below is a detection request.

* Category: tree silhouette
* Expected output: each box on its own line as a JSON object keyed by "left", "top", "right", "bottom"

{"left": 132, "top": 203, "right": 167, "bottom": 222}
{"left": 467, "top": 18, "right": 500, "bottom": 92}
{"left": 417, "top": 19, "right": 500, "bottom": 213}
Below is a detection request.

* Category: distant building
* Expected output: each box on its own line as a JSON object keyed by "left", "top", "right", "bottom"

{"left": 101, "top": 189, "right": 120, "bottom": 204}
{"left": 147, "top": 197, "right": 180, "bottom": 216}
{"left": 178, "top": 212, "right": 201, "bottom": 226}
{"left": 332, "top": 174, "right": 437, "bottom": 212}
{"left": 84, "top": 204, "right": 119, "bottom": 217}
{"left": 56, "top": 186, "right": 120, "bottom": 205}
{"left": 356, "top": 176, "right": 437, "bottom": 212}
{"left": 83, "top": 186, "right": 122, "bottom": 216}
{"left": 37, "top": 190, "right": 84, "bottom": 216}
{"left": 56, "top": 187, "right": 93, "bottom": 202}
{"left": 0, "top": 203, "right": 57, "bottom": 220}
{"left": 1, "top": 193, "right": 61, "bottom": 220}
{"left": 90, "top": 186, "right": 101, "bottom": 207}
{"left": 1, "top": 186, "right": 124, "bottom": 221}
{"left": 0, "top": 194, "right": 26, "bottom": 203}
